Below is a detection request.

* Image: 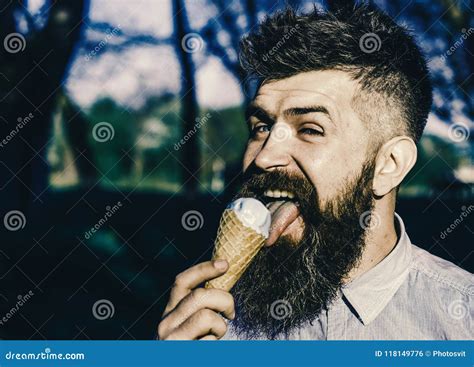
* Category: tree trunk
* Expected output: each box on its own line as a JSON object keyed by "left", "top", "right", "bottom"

{"left": 172, "top": 0, "right": 200, "bottom": 196}
{"left": 0, "top": 0, "right": 88, "bottom": 211}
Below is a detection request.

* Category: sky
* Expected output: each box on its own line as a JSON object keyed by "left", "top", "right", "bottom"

{"left": 67, "top": 0, "right": 244, "bottom": 110}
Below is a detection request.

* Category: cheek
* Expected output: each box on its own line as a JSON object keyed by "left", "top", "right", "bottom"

{"left": 297, "top": 145, "right": 359, "bottom": 202}
{"left": 302, "top": 162, "right": 339, "bottom": 204}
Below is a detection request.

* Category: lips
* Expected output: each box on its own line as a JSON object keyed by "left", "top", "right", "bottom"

{"left": 261, "top": 190, "right": 302, "bottom": 246}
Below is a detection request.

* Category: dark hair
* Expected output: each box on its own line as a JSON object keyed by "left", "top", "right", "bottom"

{"left": 239, "top": 2, "right": 433, "bottom": 144}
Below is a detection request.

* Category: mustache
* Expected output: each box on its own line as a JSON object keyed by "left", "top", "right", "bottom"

{"left": 235, "top": 169, "right": 319, "bottom": 219}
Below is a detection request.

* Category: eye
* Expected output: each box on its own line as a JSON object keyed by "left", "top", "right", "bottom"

{"left": 251, "top": 123, "right": 270, "bottom": 136}
{"left": 299, "top": 127, "right": 324, "bottom": 136}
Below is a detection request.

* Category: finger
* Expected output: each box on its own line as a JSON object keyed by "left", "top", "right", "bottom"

{"left": 165, "top": 309, "right": 227, "bottom": 340}
{"left": 164, "top": 260, "right": 228, "bottom": 316}
{"left": 175, "top": 260, "right": 229, "bottom": 290}
{"left": 163, "top": 288, "right": 234, "bottom": 332}
{"left": 199, "top": 335, "right": 217, "bottom": 340}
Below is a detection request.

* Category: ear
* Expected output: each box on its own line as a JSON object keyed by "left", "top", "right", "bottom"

{"left": 372, "top": 136, "right": 417, "bottom": 196}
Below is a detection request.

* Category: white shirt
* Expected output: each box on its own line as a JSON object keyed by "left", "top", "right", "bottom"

{"left": 223, "top": 213, "right": 473, "bottom": 340}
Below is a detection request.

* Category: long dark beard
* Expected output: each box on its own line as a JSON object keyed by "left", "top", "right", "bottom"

{"left": 230, "top": 160, "right": 376, "bottom": 339}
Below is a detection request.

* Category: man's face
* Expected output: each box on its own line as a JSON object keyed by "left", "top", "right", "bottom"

{"left": 231, "top": 70, "right": 378, "bottom": 339}
{"left": 242, "top": 70, "right": 371, "bottom": 241}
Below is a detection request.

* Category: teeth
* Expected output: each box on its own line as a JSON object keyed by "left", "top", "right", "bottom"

{"left": 263, "top": 190, "right": 296, "bottom": 199}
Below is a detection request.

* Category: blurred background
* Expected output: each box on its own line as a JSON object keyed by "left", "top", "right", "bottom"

{"left": 0, "top": 0, "right": 472, "bottom": 340}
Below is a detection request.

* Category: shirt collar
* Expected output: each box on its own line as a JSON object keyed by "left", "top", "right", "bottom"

{"left": 341, "top": 212, "right": 413, "bottom": 325}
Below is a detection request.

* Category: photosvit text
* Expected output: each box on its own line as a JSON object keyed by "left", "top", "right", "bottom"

{"left": 374, "top": 350, "right": 467, "bottom": 358}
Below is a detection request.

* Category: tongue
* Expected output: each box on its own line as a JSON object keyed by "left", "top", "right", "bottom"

{"left": 266, "top": 200, "right": 301, "bottom": 246}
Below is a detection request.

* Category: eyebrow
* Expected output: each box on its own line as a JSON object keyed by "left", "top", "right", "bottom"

{"left": 245, "top": 104, "right": 335, "bottom": 130}
{"left": 245, "top": 105, "right": 275, "bottom": 128}
{"left": 283, "top": 106, "right": 332, "bottom": 119}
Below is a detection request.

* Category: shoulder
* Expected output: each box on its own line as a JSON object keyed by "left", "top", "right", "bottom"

{"left": 409, "top": 244, "right": 473, "bottom": 296}
{"left": 399, "top": 245, "right": 473, "bottom": 339}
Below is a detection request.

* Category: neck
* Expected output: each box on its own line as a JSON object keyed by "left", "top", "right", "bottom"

{"left": 346, "top": 206, "right": 398, "bottom": 282}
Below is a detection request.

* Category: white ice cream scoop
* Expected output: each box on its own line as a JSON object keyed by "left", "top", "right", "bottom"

{"left": 227, "top": 197, "right": 271, "bottom": 238}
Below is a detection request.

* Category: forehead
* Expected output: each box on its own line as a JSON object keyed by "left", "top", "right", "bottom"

{"left": 254, "top": 70, "right": 359, "bottom": 113}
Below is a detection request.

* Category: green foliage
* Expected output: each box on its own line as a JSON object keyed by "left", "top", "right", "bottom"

{"left": 200, "top": 107, "right": 248, "bottom": 191}
{"left": 85, "top": 96, "right": 248, "bottom": 193}
{"left": 57, "top": 95, "right": 468, "bottom": 196}
{"left": 85, "top": 96, "right": 186, "bottom": 191}
{"left": 88, "top": 98, "right": 137, "bottom": 181}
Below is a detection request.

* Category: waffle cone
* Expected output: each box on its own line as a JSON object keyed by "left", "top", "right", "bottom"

{"left": 205, "top": 209, "right": 266, "bottom": 291}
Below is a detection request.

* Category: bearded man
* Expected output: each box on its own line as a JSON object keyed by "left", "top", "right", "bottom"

{"left": 157, "top": 2, "right": 473, "bottom": 340}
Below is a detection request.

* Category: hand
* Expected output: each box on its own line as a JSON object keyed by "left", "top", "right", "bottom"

{"left": 157, "top": 260, "right": 235, "bottom": 340}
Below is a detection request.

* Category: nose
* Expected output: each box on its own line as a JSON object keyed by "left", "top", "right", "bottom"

{"left": 254, "top": 123, "right": 292, "bottom": 171}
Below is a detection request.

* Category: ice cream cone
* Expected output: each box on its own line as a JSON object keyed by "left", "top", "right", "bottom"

{"left": 205, "top": 209, "right": 267, "bottom": 291}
